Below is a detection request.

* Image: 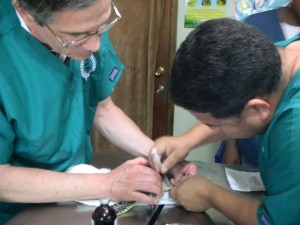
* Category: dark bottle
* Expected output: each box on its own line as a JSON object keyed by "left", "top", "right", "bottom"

{"left": 92, "top": 199, "right": 117, "bottom": 225}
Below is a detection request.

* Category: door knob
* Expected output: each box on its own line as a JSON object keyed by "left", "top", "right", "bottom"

{"left": 156, "top": 85, "right": 165, "bottom": 94}
{"left": 155, "top": 67, "right": 165, "bottom": 77}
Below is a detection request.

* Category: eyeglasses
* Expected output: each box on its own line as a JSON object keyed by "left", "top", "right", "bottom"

{"left": 45, "top": 2, "right": 121, "bottom": 48}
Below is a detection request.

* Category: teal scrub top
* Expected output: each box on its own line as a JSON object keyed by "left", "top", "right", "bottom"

{"left": 257, "top": 36, "right": 300, "bottom": 225}
{"left": 0, "top": 0, "right": 124, "bottom": 223}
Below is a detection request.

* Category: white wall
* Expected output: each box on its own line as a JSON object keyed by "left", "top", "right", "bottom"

{"left": 174, "top": 0, "right": 235, "bottom": 162}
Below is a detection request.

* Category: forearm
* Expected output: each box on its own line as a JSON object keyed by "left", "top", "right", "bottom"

{"left": 207, "top": 184, "right": 261, "bottom": 225}
{"left": 93, "top": 97, "right": 153, "bottom": 157}
{"left": 171, "top": 176, "right": 261, "bottom": 225}
{"left": 0, "top": 164, "right": 108, "bottom": 203}
{"left": 179, "top": 122, "right": 224, "bottom": 149}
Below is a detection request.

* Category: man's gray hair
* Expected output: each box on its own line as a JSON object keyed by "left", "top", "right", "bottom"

{"left": 16, "top": 0, "right": 100, "bottom": 26}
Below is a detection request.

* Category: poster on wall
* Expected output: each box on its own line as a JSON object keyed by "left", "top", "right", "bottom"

{"left": 184, "top": 0, "right": 292, "bottom": 28}
{"left": 235, "top": 0, "right": 292, "bottom": 21}
{"left": 184, "top": 0, "right": 227, "bottom": 28}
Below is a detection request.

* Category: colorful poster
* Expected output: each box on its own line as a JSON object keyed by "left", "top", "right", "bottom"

{"left": 184, "top": 0, "right": 227, "bottom": 28}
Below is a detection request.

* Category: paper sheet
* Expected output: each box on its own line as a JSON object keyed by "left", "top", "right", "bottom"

{"left": 225, "top": 168, "right": 266, "bottom": 192}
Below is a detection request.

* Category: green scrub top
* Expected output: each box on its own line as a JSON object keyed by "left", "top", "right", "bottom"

{"left": 257, "top": 36, "right": 300, "bottom": 225}
{"left": 0, "top": 0, "right": 124, "bottom": 223}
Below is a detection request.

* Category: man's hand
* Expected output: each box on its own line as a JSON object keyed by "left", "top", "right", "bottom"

{"left": 106, "top": 157, "right": 163, "bottom": 205}
{"left": 167, "top": 160, "right": 197, "bottom": 185}
{"left": 148, "top": 135, "right": 192, "bottom": 174}
{"left": 169, "top": 175, "right": 212, "bottom": 212}
{"left": 148, "top": 137, "right": 197, "bottom": 185}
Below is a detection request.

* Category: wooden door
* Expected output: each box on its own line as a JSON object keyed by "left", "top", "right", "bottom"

{"left": 91, "top": 0, "right": 177, "bottom": 168}
{"left": 152, "top": 0, "right": 177, "bottom": 139}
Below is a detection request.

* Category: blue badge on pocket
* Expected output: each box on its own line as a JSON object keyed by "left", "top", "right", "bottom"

{"left": 109, "top": 67, "right": 119, "bottom": 82}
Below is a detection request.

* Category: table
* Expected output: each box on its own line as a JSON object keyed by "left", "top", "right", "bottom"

{"left": 4, "top": 202, "right": 228, "bottom": 225}
{"left": 5, "top": 161, "right": 261, "bottom": 225}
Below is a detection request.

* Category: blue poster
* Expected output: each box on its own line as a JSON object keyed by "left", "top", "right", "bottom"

{"left": 235, "top": 0, "right": 292, "bottom": 21}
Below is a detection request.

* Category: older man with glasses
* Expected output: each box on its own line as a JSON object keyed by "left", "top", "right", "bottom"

{"left": 0, "top": 0, "right": 196, "bottom": 223}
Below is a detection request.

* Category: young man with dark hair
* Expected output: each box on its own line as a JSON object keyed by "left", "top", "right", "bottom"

{"left": 150, "top": 18, "right": 300, "bottom": 225}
